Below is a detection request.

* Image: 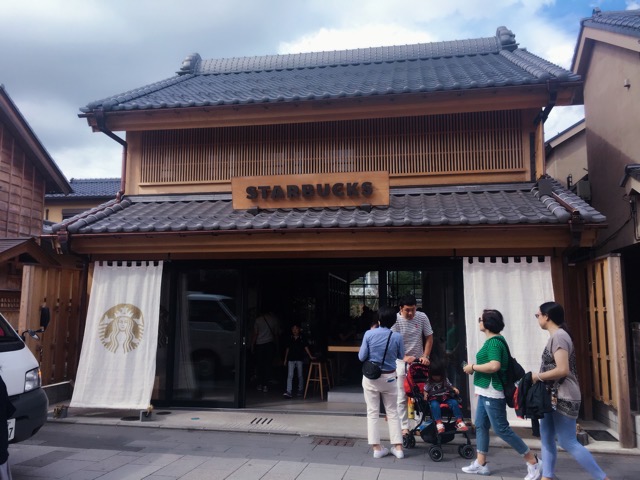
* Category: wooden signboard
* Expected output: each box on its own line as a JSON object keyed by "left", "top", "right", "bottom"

{"left": 232, "top": 171, "right": 389, "bottom": 210}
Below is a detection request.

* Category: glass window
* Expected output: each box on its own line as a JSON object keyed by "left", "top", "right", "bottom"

{"left": 387, "top": 270, "right": 423, "bottom": 308}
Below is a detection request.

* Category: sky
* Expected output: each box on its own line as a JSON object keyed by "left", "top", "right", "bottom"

{"left": 1, "top": 0, "right": 638, "bottom": 181}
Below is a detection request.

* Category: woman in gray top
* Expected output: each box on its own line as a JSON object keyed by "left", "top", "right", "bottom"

{"left": 533, "top": 302, "right": 609, "bottom": 480}
{"left": 359, "top": 306, "right": 405, "bottom": 459}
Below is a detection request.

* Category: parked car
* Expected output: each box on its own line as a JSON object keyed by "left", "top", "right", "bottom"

{"left": 0, "top": 312, "right": 48, "bottom": 443}
{"left": 186, "top": 293, "right": 237, "bottom": 379}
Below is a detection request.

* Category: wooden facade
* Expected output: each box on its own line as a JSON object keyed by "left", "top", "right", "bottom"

{"left": 0, "top": 121, "right": 47, "bottom": 238}
{"left": 130, "top": 110, "right": 534, "bottom": 194}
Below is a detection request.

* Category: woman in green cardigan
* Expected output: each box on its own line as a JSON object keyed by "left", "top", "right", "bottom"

{"left": 461, "top": 309, "right": 542, "bottom": 479}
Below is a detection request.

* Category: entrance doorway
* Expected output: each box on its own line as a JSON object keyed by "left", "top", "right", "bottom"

{"left": 245, "top": 259, "right": 468, "bottom": 412}
{"left": 153, "top": 259, "right": 467, "bottom": 412}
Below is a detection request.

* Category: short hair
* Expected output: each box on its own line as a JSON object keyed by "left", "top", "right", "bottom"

{"left": 428, "top": 361, "right": 446, "bottom": 379}
{"left": 377, "top": 306, "right": 397, "bottom": 328}
{"left": 481, "top": 309, "right": 504, "bottom": 334}
{"left": 398, "top": 294, "right": 417, "bottom": 308}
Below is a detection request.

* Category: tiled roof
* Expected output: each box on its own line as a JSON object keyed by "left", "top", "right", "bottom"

{"left": 45, "top": 178, "right": 120, "bottom": 199}
{"left": 51, "top": 179, "right": 605, "bottom": 236}
{"left": 81, "top": 27, "right": 579, "bottom": 113}
{"left": 583, "top": 8, "right": 640, "bottom": 38}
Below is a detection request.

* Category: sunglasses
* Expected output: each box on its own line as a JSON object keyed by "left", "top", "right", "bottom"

{"left": 535, "top": 313, "right": 541, "bottom": 318}
{"left": 478, "top": 317, "right": 483, "bottom": 323}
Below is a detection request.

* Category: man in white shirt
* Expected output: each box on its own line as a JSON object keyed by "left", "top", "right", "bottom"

{"left": 391, "top": 294, "right": 433, "bottom": 436}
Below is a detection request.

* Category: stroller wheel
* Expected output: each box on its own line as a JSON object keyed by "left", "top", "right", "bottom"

{"left": 428, "top": 445, "right": 444, "bottom": 462}
{"left": 458, "top": 444, "right": 475, "bottom": 459}
{"left": 402, "top": 433, "right": 416, "bottom": 449}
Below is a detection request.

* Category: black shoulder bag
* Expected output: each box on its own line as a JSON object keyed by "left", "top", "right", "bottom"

{"left": 362, "top": 332, "right": 393, "bottom": 380}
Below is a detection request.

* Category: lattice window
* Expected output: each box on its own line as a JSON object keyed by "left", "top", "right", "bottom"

{"left": 139, "top": 111, "right": 524, "bottom": 184}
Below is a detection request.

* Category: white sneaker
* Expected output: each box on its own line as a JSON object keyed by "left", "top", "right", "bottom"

{"left": 391, "top": 447, "right": 404, "bottom": 459}
{"left": 373, "top": 447, "right": 389, "bottom": 459}
{"left": 524, "top": 457, "right": 543, "bottom": 480}
{"left": 461, "top": 459, "right": 490, "bottom": 475}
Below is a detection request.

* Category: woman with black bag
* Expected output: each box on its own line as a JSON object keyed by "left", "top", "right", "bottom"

{"left": 462, "top": 309, "right": 542, "bottom": 479}
{"left": 358, "top": 306, "right": 405, "bottom": 459}
{"left": 533, "top": 302, "right": 609, "bottom": 480}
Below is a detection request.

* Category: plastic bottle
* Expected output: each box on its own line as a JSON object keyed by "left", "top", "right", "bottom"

{"left": 408, "top": 398, "right": 415, "bottom": 419}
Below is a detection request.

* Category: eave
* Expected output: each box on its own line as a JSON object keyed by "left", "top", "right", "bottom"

{"left": 0, "top": 238, "right": 59, "bottom": 266}
{"left": 573, "top": 25, "right": 640, "bottom": 77}
{"left": 82, "top": 84, "right": 581, "bottom": 133}
{"left": 61, "top": 224, "right": 601, "bottom": 260}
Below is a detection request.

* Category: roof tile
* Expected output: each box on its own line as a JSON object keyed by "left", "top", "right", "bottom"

{"left": 52, "top": 180, "right": 605, "bottom": 236}
{"left": 81, "top": 28, "right": 579, "bottom": 114}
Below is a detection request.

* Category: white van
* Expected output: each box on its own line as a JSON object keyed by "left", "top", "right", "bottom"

{"left": 0, "top": 312, "right": 48, "bottom": 443}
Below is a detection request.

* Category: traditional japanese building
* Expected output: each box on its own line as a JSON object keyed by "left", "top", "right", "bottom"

{"left": 46, "top": 25, "right": 623, "bottom": 439}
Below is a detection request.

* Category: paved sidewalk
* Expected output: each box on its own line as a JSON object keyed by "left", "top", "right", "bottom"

{"left": 9, "top": 422, "right": 638, "bottom": 480}
{"left": 8, "top": 407, "right": 638, "bottom": 479}
{"left": 50, "top": 405, "right": 634, "bottom": 455}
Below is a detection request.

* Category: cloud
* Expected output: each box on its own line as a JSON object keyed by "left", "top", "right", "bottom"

{"left": 5, "top": 0, "right": 623, "bottom": 179}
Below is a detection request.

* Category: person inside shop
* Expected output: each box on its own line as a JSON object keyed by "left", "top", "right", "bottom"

{"left": 533, "top": 302, "right": 610, "bottom": 480}
{"left": 359, "top": 306, "right": 405, "bottom": 459}
{"left": 391, "top": 294, "right": 433, "bottom": 439}
{"left": 251, "top": 308, "right": 280, "bottom": 393}
{"left": 445, "top": 312, "right": 460, "bottom": 385}
{"left": 282, "top": 323, "right": 315, "bottom": 398}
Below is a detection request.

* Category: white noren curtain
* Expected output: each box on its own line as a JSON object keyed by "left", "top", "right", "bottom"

{"left": 71, "top": 261, "right": 163, "bottom": 409}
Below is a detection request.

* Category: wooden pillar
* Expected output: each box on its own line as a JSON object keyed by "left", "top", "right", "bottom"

{"left": 604, "top": 255, "right": 634, "bottom": 448}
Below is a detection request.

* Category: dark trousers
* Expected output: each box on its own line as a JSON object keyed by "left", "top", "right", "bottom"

{"left": 255, "top": 342, "right": 276, "bottom": 386}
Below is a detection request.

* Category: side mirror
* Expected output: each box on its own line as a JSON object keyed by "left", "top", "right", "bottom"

{"left": 21, "top": 328, "right": 45, "bottom": 341}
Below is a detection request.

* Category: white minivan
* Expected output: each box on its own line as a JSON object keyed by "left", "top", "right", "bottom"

{"left": 0, "top": 312, "right": 48, "bottom": 443}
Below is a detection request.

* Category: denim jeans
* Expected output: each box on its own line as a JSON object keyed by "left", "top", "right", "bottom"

{"left": 286, "top": 360, "right": 304, "bottom": 394}
{"left": 474, "top": 395, "right": 530, "bottom": 455}
{"left": 430, "top": 398, "right": 463, "bottom": 421}
{"left": 540, "top": 410, "right": 607, "bottom": 480}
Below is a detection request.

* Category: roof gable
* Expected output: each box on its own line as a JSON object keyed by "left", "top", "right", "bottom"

{"left": 572, "top": 8, "right": 640, "bottom": 75}
{"left": 582, "top": 8, "right": 640, "bottom": 38}
{"left": 0, "top": 86, "right": 71, "bottom": 194}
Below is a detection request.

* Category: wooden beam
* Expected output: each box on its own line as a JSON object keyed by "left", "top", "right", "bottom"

{"left": 86, "top": 85, "right": 579, "bottom": 132}
{"left": 66, "top": 226, "right": 583, "bottom": 257}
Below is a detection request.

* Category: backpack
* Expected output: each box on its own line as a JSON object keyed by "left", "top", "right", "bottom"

{"left": 494, "top": 336, "right": 526, "bottom": 409}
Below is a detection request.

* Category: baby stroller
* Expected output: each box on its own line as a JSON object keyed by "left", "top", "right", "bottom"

{"left": 402, "top": 362, "right": 475, "bottom": 462}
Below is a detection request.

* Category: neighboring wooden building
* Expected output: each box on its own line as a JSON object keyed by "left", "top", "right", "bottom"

{"left": 572, "top": 8, "right": 640, "bottom": 447}
{"left": 45, "top": 177, "right": 120, "bottom": 224}
{"left": 0, "top": 84, "right": 70, "bottom": 324}
{"left": 48, "top": 26, "right": 620, "bottom": 437}
{"left": 0, "top": 85, "right": 85, "bottom": 387}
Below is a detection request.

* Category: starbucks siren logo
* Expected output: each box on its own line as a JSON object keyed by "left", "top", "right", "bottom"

{"left": 98, "top": 304, "right": 144, "bottom": 353}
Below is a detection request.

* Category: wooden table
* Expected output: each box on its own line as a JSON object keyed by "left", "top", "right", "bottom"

{"left": 327, "top": 344, "right": 361, "bottom": 353}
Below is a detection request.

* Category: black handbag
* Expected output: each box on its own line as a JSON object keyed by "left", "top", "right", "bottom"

{"left": 362, "top": 332, "right": 392, "bottom": 380}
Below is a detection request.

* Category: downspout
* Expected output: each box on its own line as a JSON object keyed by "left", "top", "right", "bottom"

{"left": 532, "top": 84, "right": 558, "bottom": 181}
{"left": 534, "top": 85, "right": 557, "bottom": 127}
{"left": 95, "top": 109, "right": 127, "bottom": 202}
